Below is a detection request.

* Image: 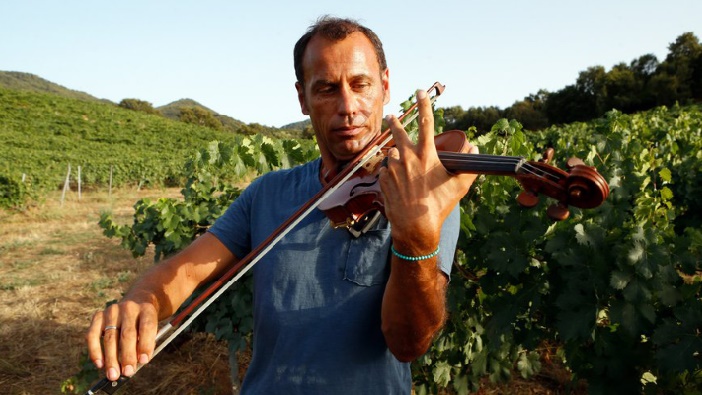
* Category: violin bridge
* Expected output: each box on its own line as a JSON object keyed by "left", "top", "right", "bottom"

{"left": 329, "top": 217, "right": 357, "bottom": 230}
{"left": 347, "top": 210, "right": 382, "bottom": 238}
{"left": 329, "top": 210, "right": 382, "bottom": 238}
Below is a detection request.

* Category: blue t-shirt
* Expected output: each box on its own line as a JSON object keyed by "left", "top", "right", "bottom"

{"left": 209, "top": 158, "right": 460, "bottom": 394}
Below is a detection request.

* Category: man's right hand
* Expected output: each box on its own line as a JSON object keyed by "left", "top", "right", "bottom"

{"left": 84, "top": 233, "right": 237, "bottom": 381}
{"left": 86, "top": 297, "right": 159, "bottom": 380}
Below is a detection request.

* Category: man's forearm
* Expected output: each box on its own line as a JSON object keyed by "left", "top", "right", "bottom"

{"left": 381, "top": 252, "right": 448, "bottom": 362}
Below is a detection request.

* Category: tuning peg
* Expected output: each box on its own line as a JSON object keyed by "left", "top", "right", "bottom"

{"left": 540, "top": 148, "right": 555, "bottom": 164}
{"left": 566, "top": 157, "right": 586, "bottom": 169}
{"left": 517, "top": 190, "right": 540, "bottom": 208}
{"left": 547, "top": 203, "right": 570, "bottom": 221}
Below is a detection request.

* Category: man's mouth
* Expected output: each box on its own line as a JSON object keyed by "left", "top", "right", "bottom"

{"left": 332, "top": 125, "right": 364, "bottom": 137}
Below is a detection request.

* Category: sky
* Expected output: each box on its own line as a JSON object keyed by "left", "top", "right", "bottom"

{"left": 2, "top": 1, "right": 700, "bottom": 128}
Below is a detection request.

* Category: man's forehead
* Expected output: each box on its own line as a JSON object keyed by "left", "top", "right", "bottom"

{"left": 302, "top": 32, "right": 380, "bottom": 80}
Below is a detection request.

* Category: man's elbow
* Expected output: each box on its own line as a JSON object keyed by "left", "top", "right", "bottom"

{"left": 387, "top": 338, "right": 432, "bottom": 362}
{"left": 382, "top": 321, "right": 443, "bottom": 362}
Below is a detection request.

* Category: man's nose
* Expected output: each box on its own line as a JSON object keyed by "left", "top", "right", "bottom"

{"left": 337, "top": 85, "right": 358, "bottom": 115}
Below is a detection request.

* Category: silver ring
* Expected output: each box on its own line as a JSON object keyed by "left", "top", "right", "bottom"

{"left": 104, "top": 325, "right": 119, "bottom": 331}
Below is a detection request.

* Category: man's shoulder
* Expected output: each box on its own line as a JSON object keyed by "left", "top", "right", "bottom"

{"left": 248, "top": 158, "right": 321, "bottom": 194}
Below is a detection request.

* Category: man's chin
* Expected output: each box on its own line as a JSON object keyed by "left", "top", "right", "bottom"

{"left": 336, "top": 134, "right": 380, "bottom": 158}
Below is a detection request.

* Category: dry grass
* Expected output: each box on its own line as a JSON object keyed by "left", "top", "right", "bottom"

{"left": 0, "top": 188, "right": 235, "bottom": 395}
{"left": 0, "top": 188, "right": 581, "bottom": 395}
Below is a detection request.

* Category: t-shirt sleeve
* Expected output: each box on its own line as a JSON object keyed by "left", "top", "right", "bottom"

{"left": 207, "top": 178, "right": 260, "bottom": 260}
{"left": 437, "top": 204, "right": 461, "bottom": 279}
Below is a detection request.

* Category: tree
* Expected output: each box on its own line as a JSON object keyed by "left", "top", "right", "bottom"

{"left": 301, "top": 123, "right": 316, "bottom": 139}
{"left": 503, "top": 90, "right": 549, "bottom": 131}
{"left": 692, "top": 51, "right": 702, "bottom": 99}
{"left": 657, "top": 32, "right": 702, "bottom": 102}
{"left": 118, "top": 98, "right": 161, "bottom": 115}
{"left": 648, "top": 72, "right": 680, "bottom": 107}
{"left": 545, "top": 84, "right": 594, "bottom": 124}
{"left": 179, "top": 106, "right": 224, "bottom": 130}
{"left": 442, "top": 106, "right": 467, "bottom": 131}
{"left": 576, "top": 65, "right": 608, "bottom": 116}
{"left": 630, "top": 53, "right": 659, "bottom": 80}
{"left": 464, "top": 106, "right": 503, "bottom": 134}
{"left": 629, "top": 54, "right": 659, "bottom": 110}
{"left": 604, "top": 63, "right": 640, "bottom": 113}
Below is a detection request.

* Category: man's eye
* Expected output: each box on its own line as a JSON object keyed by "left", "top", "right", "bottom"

{"left": 317, "top": 86, "right": 335, "bottom": 94}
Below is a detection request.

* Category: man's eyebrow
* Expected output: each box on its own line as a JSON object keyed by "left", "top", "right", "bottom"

{"left": 311, "top": 79, "right": 336, "bottom": 88}
{"left": 310, "top": 74, "right": 374, "bottom": 88}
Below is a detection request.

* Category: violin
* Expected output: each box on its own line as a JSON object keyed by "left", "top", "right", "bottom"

{"left": 318, "top": 129, "right": 610, "bottom": 237}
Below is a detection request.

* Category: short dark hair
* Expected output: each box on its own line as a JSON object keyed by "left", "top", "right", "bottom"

{"left": 293, "top": 16, "right": 387, "bottom": 84}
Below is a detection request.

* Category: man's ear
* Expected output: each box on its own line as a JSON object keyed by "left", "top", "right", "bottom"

{"left": 295, "top": 82, "right": 309, "bottom": 115}
{"left": 382, "top": 68, "right": 390, "bottom": 105}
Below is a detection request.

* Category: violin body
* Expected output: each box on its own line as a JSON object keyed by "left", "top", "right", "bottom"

{"left": 318, "top": 131, "right": 472, "bottom": 235}
{"left": 319, "top": 130, "right": 610, "bottom": 234}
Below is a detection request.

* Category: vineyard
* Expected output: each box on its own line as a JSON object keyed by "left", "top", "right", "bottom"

{"left": 431, "top": 107, "right": 702, "bottom": 394}
{"left": 1, "top": 85, "right": 701, "bottom": 393}
{"left": 88, "top": 101, "right": 702, "bottom": 394}
{"left": 0, "top": 86, "right": 315, "bottom": 209}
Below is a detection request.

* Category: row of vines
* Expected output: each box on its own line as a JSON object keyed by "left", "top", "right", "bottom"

{"left": 425, "top": 106, "right": 702, "bottom": 394}
{"left": 0, "top": 87, "right": 281, "bottom": 208}
{"left": 66, "top": 101, "right": 701, "bottom": 394}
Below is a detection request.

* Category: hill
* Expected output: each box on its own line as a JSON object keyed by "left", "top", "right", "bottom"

{"left": 0, "top": 70, "right": 308, "bottom": 139}
{"left": 0, "top": 86, "right": 250, "bottom": 194}
{"left": 157, "top": 98, "right": 245, "bottom": 131}
{"left": 0, "top": 84, "right": 323, "bottom": 209}
{"left": 156, "top": 98, "right": 307, "bottom": 139}
{"left": 0, "top": 71, "right": 106, "bottom": 103}
{"left": 281, "top": 119, "right": 311, "bottom": 131}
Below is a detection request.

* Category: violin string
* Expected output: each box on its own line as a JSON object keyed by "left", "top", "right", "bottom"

{"left": 520, "top": 162, "right": 562, "bottom": 182}
{"left": 438, "top": 152, "right": 563, "bottom": 182}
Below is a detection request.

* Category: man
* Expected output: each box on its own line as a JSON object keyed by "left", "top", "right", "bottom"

{"left": 86, "top": 16, "right": 478, "bottom": 393}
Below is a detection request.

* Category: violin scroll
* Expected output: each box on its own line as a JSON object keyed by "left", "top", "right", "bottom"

{"left": 515, "top": 149, "right": 610, "bottom": 221}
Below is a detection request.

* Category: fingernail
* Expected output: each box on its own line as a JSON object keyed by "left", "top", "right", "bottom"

{"left": 417, "top": 89, "right": 427, "bottom": 99}
{"left": 138, "top": 353, "right": 149, "bottom": 364}
{"left": 94, "top": 359, "right": 103, "bottom": 369}
{"left": 108, "top": 367, "right": 119, "bottom": 381}
{"left": 124, "top": 364, "right": 135, "bottom": 376}
{"left": 384, "top": 115, "right": 393, "bottom": 122}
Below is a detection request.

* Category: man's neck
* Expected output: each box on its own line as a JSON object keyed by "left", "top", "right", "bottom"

{"left": 319, "top": 160, "right": 349, "bottom": 185}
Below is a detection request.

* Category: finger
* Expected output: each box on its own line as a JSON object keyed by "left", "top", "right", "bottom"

{"left": 102, "top": 304, "right": 122, "bottom": 381}
{"left": 119, "top": 303, "right": 139, "bottom": 377}
{"left": 86, "top": 311, "right": 105, "bottom": 369}
{"left": 378, "top": 146, "right": 399, "bottom": 190}
{"left": 386, "top": 147, "right": 400, "bottom": 162}
{"left": 415, "top": 89, "right": 435, "bottom": 151}
{"left": 457, "top": 144, "right": 481, "bottom": 191}
{"left": 467, "top": 143, "right": 479, "bottom": 155}
{"left": 384, "top": 114, "right": 412, "bottom": 154}
{"left": 136, "top": 304, "right": 159, "bottom": 366}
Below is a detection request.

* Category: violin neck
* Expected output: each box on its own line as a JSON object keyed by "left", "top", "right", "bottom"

{"left": 438, "top": 152, "right": 525, "bottom": 176}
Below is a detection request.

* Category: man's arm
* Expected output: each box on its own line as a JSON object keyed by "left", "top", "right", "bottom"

{"left": 85, "top": 233, "right": 237, "bottom": 381}
{"left": 381, "top": 253, "right": 448, "bottom": 362}
{"left": 379, "top": 89, "right": 478, "bottom": 361}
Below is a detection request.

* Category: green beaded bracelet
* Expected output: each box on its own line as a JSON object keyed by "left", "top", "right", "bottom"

{"left": 391, "top": 245, "right": 440, "bottom": 261}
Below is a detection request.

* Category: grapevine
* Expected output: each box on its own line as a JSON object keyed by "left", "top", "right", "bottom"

{"left": 88, "top": 104, "right": 702, "bottom": 394}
